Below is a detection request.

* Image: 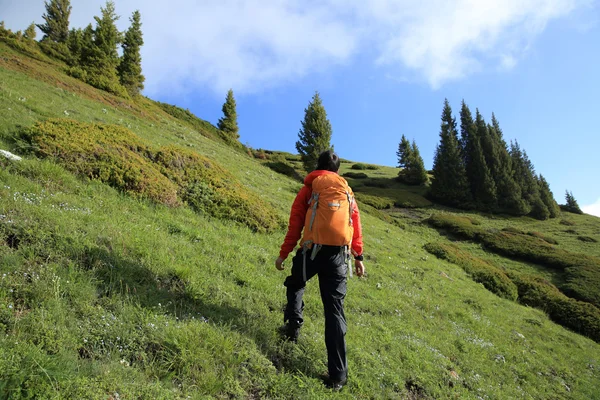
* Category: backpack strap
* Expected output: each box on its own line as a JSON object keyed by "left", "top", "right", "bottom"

{"left": 308, "top": 193, "right": 319, "bottom": 231}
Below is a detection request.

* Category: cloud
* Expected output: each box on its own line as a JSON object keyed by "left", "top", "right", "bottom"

{"left": 0, "top": 0, "right": 590, "bottom": 94}
{"left": 583, "top": 198, "right": 600, "bottom": 217}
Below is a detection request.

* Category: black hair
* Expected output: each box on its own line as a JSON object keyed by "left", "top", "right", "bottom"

{"left": 316, "top": 150, "right": 340, "bottom": 172}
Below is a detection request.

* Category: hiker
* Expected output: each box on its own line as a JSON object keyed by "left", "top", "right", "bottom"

{"left": 275, "top": 150, "right": 365, "bottom": 391}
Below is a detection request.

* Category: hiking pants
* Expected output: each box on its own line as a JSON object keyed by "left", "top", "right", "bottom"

{"left": 283, "top": 245, "right": 348, "bottom": 381}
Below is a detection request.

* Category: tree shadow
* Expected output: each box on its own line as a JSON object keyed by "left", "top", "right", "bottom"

{"left": 77, "top": 245, "right": 322, "bottom": 378}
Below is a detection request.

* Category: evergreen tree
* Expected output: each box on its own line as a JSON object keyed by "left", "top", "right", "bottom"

{"left": 487, "top": 118, "right": 528, "bottom": 215}
{"left": 24, "top": 23, "right": 37, "bottom": 41}
{"left": 472, "top": 110, "right": 497, "bottom": 210}
{"left": 538, "top": 175, "right": 560, "bottom": 218}
{"left": 459, "top": 100, "right": 476, "bottom": 164}
{"left": 430, "top": 99, "right": 471, "bottom": 207}
{"left": 80, "top": 1, "right": 123, "bottom": 95}
{"left": 217, "top": 89, "right": 239, "bottom": 140}
{"left": 66, "top": 27, "right": 83, "bottom": 65}
{"left": 37, "top": 0, "right": 71, "bottom": 43}
{"left": 510, "top": 142, "right": 548, "bottom": 219}
{"left": 117, "top": 10, "right": 145, "bottom": 96}
{"left": 564, "top": 191, "right": 583, "bottom": 214}
{"left": 296, "top": 91, "right": 333, "bottom": 172}
{"left": 396, "top": 134, "right": 412, "bottom": 169}
{"left": 404, "top": 140, "right": 429, "bottom": 185}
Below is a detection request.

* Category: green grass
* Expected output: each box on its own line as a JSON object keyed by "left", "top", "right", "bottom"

{"left": 1, "top": 39, "right": 600, "bottom": 399}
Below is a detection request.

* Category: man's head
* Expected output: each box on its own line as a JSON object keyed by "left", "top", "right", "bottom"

{"left": 316, "top": 150, "right": 340, "bottom": 172}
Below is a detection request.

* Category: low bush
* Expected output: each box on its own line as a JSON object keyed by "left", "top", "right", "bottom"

{"left": 363, "top": 178, "right": 393, "bottom": 189}
{"left": 343, "top": 172, "right": 368, "bottom": 179}
{"left": 427, "top": 213, "right": 600, "bottom": 308}
{"left": 424, "top": 242, "right": 518, "bottom": 300}
{"left": 351, "top": 163, "right": 367, "bottom": 170}
{"left": 18, "top": 119, "right": 284, "bottom": 233}
{"left": 265, "top": 161, "right": 303, "bottom": 182}
{"left": 509, "top": 273, "right": 600, "bottom": 343}
{"left": 366, "top": 165, "right": 379, "bottom": 170}
{"left": 564, "top": 229, "right": 578, "bottom": 234}
{"left": 355, "top": 193, "right": 394, "bottom": 210}
{"left": 501, "top": 227, "right": 525, "bottom": 234}
{"left": 577, "top": 236, "right": 598, "bottom": 243}
{"left": 560, "top": 219, "right": 576, "bottom": 226}
{"left": 527, "top": 231, "right": 558, "bottom": 245}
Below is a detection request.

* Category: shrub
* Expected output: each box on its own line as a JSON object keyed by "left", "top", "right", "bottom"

{"left": 577, "top": 236, "right": 598, "bottom": 243}
{"left": 351, "top": 163, "right": 367, "bottom": 170}
{"left": 424, "top": 242, "right": 518, "bottom": 300}
{"left": 38, "top": 40, "right": 71, "bottom": 63}
{"left": 363, "top": 178, "right": 393, "bottom": 189}
{"left": 501, "top": 227, "right": 525, "bottom": 235}
{"left": 155, "top": 101, "right": 224, "bottom": 143}
{"left": 564, "top": 229, "right": 578, "bottom": 235}
{"left": 527, "top": 231, "right": 558, "bottom": 245}
{"left": 509, "top": 273, "right": 600, "bottom": 343}
{"left": 19, "top": 119, "right": 284, "bottom": 233}
{"left": 560, "top": 219, "right": 576, "bottom": 226}
{"left": 366, "top": 165, "right": 379, "bottom": 170}
{"left": 426, "top": 214, "right": 483, "bottom": 240}
{"left": 355, "top": 193, "right": 394, "bottom": 210}
{"left": 343, "top": 172, "right": 368, "bottom": 179}
{"left": 265, "top": 161, "right": 303, "bottom": 182}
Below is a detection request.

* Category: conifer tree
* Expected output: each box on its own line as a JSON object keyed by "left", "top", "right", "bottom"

{"left": 487, "top": 118, "right": 528, "bottom": 215}
{"left": 80, "top": 1, "right": 123, "bottom": 95}
{"left": 66, "top": 27, "right": 83, "bottom": 65}
{"left": 296, "top": 91, "right": 333, "bottom": 172}
{"left": 24, "top": 23, "right": 37, "bottom": 41}
{"left": 405, "top": 141, "right": 429, "bottom": 185}
{"left": 430, "top": 99, "right": 471, "bottom": 207}
{"left": 117, "top": 10, "right": 145, "bottom": 96}
{"left": 564, "top": 191, "right": 583, "bottom": 214}
{"left": 538, "top": 175, "right": 560, "bottom": 218}
{"left": 472, "top": 110, "right": 497, "bottom": 210}
{"left": 37, "top": 0, "right": 71, "bottom": 43}
{"left": 217, "top": 89, "right": 239, "bottom": 140}
{"left": 510, "top": 142, "right": 549, "bottom": 219}
{"left": 396, "top": 134, "right": 412, "bottom": 169}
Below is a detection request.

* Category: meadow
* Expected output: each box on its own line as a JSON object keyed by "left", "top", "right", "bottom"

{"left": 1, "top": 40, "right": 599, "bottom": 399}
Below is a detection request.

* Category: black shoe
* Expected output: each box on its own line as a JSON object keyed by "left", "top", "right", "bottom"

{"left": 279, "top": 324, "right": 300, "bottom": 343}
{"left": 325, "top": 378, "right": 347, "bottom": 391}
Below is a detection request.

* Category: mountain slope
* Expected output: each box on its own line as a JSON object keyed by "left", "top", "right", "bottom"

{"left": 1, "top": 41, "right": 599, "bottom": 399}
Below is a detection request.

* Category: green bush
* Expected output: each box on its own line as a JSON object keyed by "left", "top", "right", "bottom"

{"left": 560, "top": 219, "right": 576, "bottom": 226}
{"left": 577, "top": 236, "right": 598, "bottom": 243}
{"left": 424, "top": 242, "right": 518, "bottom": 300}
{"left": 343, "top": 172, "right": 368, "bottom": 179}
{"left": 38, "top": 40, "right": 71, "bottom": 63}
{"left": 351, "top": 163, "right": 367, "bottom": 170}
{"left": 19, "top": 119, "right": 284, "bottom": 233}
{"left": 363, "top": 178, "right": 393, "bottom": 189}
{"left": 509, "top": 273, "right": 600, "bottom": 343}
{"left": 501, "top": 227, "right": 525, "bottom": 234}
{"left": 366, "top": 164, "right": 379, "bottom": 170}
{"left": 527, "top": 231, "right": 558, "bottom": 245}
{"left": 265, "top": 161, "right": 303, "bottom": 182}
{"left": 426, "top": 214, "right": 483, "bottom": 239}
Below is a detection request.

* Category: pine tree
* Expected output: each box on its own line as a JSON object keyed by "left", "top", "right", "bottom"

{"left": 80, "top": 1, "right": 124, "bottom": 96}
{"left": 37, "top": 0, "right": 71, "bottom": 43}
{"left": 24, "top": 23, "right": 37, "bottom": 41}
{"left": 117, "top": 10, "right": 145, "bottom": 96}
{"left": 564, "top": 191, "right": 583, "bottom": 214}
{"left": 471, "top": 110, "right": 497, "bottom": 210}
{"left": 430, "top": 99, "right": 471, "bottom": 207}
{"left": 510, "top": 142, "right": 549, "bottom": 219}
{"left": 217, "top": 89, "right": 239, "bottom": 140}
{"left": 66, "top": 27, "right": 83, "bottom": 65}
{"left": 487, "top": 117, "right": 528, "bottom": 215}
{"left": 396, "top": 134, "right": 412, "bottom": 169}
{"left": 405, "top": 141, "right": 429, "bottom": 185}
{"left": 296, "top": 91, "right": 333, "bottom": 172}
{"left": 538, "top": 174, "right": 560, "bottom": 218}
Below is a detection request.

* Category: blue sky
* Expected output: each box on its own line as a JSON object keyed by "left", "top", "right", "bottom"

{"left": 2, "top": 0, "right": 599, "bottom": 215}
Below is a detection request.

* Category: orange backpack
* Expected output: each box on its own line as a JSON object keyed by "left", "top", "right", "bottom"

{"left": 301, "top": 173, "right": 354, "bottom": 249}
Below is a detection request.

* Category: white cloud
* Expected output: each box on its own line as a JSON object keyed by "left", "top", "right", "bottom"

{"left": 583, "top": 198, "right": 600, "bottom": 217}
{"left": 0, "top": 0, "right": 590, "bottom": 94}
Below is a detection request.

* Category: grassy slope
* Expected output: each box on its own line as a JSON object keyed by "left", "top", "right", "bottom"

{"left": 1, "top": 42, "right": 600, "bottom": 399}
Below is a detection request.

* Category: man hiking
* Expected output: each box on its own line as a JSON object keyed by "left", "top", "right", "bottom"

{"left": 275, "top": 150, "right": 365, "bottom": 391}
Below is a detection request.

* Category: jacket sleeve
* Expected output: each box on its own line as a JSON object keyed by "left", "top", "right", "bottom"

{"left": 351, "top": 200, "right": 364, "bottom": 256}
{"left": 279, "top": 186, "right": 311, "bottom": 260}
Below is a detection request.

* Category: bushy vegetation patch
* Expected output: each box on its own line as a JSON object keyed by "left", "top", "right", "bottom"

{"left": 18, "top": 119, "right": 284, "bottom": 232}
{"left": 527, "top": 231, "right": 558, "bottom": 245}
{"left": 355, "top": 188, "right": 432, "bottom": 210}
{"left": 424, "top": 242, "right": 518, "bottom": 300}
{"left": 264, "top": 161, "right": 303, "bottom": 182}
{"left": 577, "top": 236, "right": 598, "bottom": 243}
{"left": 343, "top": 172, "right": 368, "bottom": 179}
{"left": 427, "top": 213, "right": 600, "bottom": 308}
{"left": 560, "top": 219, "right": 576, "bottom": 226}
{"left": 351, "top": 163, "right": 368, "bottom": 170}
{"left": 508, "top": 273, "right": 600, "bottom": 342}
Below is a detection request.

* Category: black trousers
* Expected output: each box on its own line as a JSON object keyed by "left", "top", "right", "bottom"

{"left": 283, "top": 246, "right": 348, "bottom": 381}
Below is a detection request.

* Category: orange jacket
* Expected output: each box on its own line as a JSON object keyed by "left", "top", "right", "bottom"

{"left": 279, "top": 170, "right": 364, "bottom": 260}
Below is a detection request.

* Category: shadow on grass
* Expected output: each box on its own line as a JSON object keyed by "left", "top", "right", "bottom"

{"left": 78, "top": 245, "right": 321, "bottom": 378}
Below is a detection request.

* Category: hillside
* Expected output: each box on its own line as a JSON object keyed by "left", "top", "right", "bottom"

{"left": 1, "top": 40, "right": 600, "bottom": 400}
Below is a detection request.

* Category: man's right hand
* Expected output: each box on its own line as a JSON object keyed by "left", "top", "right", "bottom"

{"left": 354, "top": 260, "right": 365, "bottom": 277}
{"left": 275, "top": 257, "right": 285, "bottom": 271}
